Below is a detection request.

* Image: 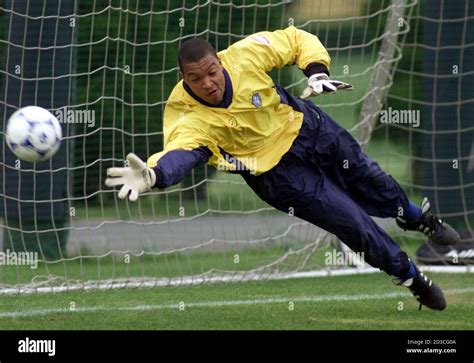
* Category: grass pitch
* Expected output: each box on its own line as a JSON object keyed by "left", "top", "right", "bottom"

{"left": 0, "top": 272, "right": 472, "bottom": 330}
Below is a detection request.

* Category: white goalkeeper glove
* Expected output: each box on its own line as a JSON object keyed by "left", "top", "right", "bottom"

{"left": 300, "top": 73, "right": 353, "bottom": 99}
{"left": 105, "top": 153, "right": 156, "bottom": 202}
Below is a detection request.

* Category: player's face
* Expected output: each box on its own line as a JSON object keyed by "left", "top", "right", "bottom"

{"left": 182, "top": 54, "right": 226, "bottom": 105}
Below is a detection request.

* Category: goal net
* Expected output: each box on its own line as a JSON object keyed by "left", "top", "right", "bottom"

{"left": 0, "top": 0, "right": 471, "bottom": 294}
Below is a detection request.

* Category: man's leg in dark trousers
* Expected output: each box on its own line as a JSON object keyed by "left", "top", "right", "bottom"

{"left": 308, "top": 105, "right": 410, "bottom": 219}
{"left": 243, "top": 155, "right": 410, "bottom": 277}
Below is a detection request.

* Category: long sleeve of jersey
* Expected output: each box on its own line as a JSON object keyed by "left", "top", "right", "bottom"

{"left": 229, "top": 26, "right": 331, "bottom": 74}
{"left": 152, "top": 147, "right": 211, "bottom": 189}
{"left": 147, "top": 114, "right": 221, "bottom": 188}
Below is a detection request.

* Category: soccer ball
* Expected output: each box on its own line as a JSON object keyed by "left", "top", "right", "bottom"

{"left": 5, "top": 106, "right": 62, "bottom": 163}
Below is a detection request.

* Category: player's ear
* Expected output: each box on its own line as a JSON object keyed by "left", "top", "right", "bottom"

{"left": 178, "top": 62, "right": 186, "bottom": 79}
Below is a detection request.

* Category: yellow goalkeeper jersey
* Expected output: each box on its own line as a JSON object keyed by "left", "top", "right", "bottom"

{"left": 147, "top": 26, "right": 330, "bottom": 183}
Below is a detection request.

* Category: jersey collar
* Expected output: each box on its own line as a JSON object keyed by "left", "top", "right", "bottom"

{"left": 182, "top": 68, "right": 233, "bottom": 108}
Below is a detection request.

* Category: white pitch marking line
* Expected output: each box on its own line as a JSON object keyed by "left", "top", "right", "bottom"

{"left": 0, "top": 287, "right": 473, "bottom": 319}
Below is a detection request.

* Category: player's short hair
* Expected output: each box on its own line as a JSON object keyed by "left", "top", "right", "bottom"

{"left": 178, "top": 38, "right": 218, "bottom": 72}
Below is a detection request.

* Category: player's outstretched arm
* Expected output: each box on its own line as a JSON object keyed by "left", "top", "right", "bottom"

{"left": 105, "top": 146, "right": 211, "bottom": 201}
{"left": 105, "top": 153, "right": 156, "bottom": 202}
{"left": 300, "top": 73, "right": 353, "bottom": 99}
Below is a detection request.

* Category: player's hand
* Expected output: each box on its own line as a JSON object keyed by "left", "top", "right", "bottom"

{"left": 105, "top": 153, "right": 156, "bottom": 202}
{"left": 300, "top": 73, "right": 353, "bottom": 99}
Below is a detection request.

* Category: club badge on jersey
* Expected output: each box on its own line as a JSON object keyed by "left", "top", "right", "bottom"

{"left": 251, "top": 92, "right": 262, "bottom": 108}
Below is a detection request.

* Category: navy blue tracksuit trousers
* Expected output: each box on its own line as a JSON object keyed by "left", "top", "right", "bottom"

{"left": 242, "top": 99, "right": 410, "bottom": 276}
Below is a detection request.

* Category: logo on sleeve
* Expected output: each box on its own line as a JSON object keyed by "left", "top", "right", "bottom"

{"left": 250, "top": 35, "right": 271, "bottom": 45}
{"left": 250, "top": 92, "right": 262, "bottom": 108}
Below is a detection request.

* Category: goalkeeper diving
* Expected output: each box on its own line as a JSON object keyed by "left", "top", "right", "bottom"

{"left": 105, "top": 27, "right": 461, "bottom": 311}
